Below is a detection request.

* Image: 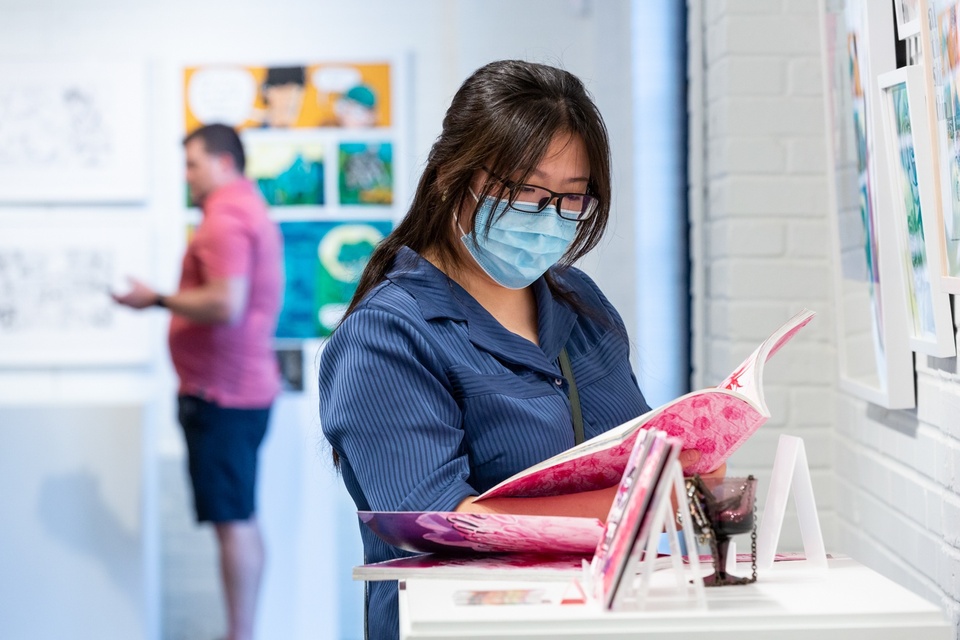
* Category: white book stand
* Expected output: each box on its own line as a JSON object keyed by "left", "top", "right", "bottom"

{"left": 756, "top": 434, "right": 828, "bottom": 570}
{"left": 603, "top": 459, "right": 707, "bottom": 611}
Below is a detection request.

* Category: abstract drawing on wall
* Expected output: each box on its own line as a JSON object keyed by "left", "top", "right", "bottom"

{"left": 878, "top": 67, "right": 955, "bottom": 357}
{"left": 339, "top": 142, "right": 393, "bottom": 205}
{"left": 184, "top": 62, "right": 391, "bottom": 131}
{"left": 0, "top": 61, "right": 148, "bottom": 203}
{"left": 244, "top": 137, "right": 325, "bottom": 206}
{"left": 0, "top": 226, "right": 152, "bottom": 365}
{"left": 275, "top": 220, "right": 392, "bottom": 339}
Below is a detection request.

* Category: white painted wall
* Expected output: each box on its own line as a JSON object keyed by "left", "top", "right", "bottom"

{"left": 689, "top": 0, "right": 838, "bottom": 552}
{"left": 693, "top": 0, "right": 959, "bottom": 637}
{"left": 0, "top": 1, "right": 639, "bottom": 639}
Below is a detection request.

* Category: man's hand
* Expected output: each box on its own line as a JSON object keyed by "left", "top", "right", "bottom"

{"left": 111, "top": 277, "right": 160, "bottom": 309}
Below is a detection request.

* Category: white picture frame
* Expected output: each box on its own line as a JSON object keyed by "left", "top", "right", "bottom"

{"left": 0, "top": 219, "right": 154, "bottom": 366}
{"left": 0, "top": 61, "right": 148, "bottom": 203}
{"left": 919, "top": 0, "right": 960, "bottom": 292}
{"left": 877, "top": 66, "right": 956, "bottom": 357}
{"left": 896, "top": 0, "right": 923, "bottom": 38}
{"left": 819, "top": 0, "right": 916, "bottom": 408}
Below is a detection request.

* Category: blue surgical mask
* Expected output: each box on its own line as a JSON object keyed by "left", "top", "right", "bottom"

{"left": 458, "top": 191, "right": 578, "bottom": 289}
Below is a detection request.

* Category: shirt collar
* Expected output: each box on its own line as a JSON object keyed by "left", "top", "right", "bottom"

{"left": 201, "top": 177, "right": 255, "bottom": 214}
{"left": 387, "top": 247, "right": 577, "bottom": 371}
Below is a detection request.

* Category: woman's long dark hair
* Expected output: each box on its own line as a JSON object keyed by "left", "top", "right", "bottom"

{"left": 344, "top": 59, "right": 613, "bottom": 318}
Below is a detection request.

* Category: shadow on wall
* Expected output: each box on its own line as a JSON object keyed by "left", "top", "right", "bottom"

{"left": 0, "top": 404, "right": 146, "bottom": 640}
{"left": 38, "top": 468, "right": 141, "bottom": 603}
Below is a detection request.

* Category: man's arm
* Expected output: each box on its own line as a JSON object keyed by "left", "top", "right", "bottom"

{"left": 112, "top": 275, "right": 249, "bottom": 325}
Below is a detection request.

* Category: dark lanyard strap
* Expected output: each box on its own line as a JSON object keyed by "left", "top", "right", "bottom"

{"left": 557, "top": 346, "right": 584, "bottom": 445}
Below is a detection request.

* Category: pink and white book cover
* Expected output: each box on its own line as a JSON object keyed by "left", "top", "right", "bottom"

{"left": 478, "top": 308, "right": 816, "bottom": 500}
{"left": 592, "top": 432, "right": 676, "bottom": 602}
{"left": 358, "top": 511, "right": 603, "bottom": 555}
{"left": 354, "top": 551, "right": 590, "bottom": 582}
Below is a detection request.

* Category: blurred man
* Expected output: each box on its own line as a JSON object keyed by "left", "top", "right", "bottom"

{"left": 114, "top": 123, "right": 283, "bottom": 640}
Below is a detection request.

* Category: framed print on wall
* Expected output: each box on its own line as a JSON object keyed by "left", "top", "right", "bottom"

{"left": 919, "top": 0, "right": 960, "bottom": 292}
{"left": 877, "top": 66, "right": 956, "bottom": 357}
{"left": 0, "top": 222, "right": 153, "bottom": 366}
{"left": 896, "top": 0, "right": 923, "bottom": 38}
{"left": 0, "top": 61, "right": 148, "bottom": 203}
{"left": 819, "top": 0, "right": 916, "bottom": 408}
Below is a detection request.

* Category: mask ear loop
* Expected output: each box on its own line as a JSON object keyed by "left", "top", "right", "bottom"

{"left": 456, "top": 188, "right": 485, "bottom": 238}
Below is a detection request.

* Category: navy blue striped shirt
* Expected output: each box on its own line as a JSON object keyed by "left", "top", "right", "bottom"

{"left": 319, "top": 247, "right": 650, "bottom": 640}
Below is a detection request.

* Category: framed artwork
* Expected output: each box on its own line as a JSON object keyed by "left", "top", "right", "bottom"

{"left": 183, "top": 59, "right": 407, "bottom": 217}
{"left": 919, "top": 0, "right": 960, "bottom": 291}
{"left": 0, "top": 61, "right": 148, "bottom": 203}
{"left": 183, "top": 59, "right": 406, "bottom": 348}
{"left": 896, "top": 0, "right": 922, "bottom": 38}
{"left": 877, "top": 67, "right": 956, "bottom": 357}
{"left": 0, "top": 222, "right": 153, "bottom": 366}
{"left": 819, "top": 0, "right": 916, "bottom": 408}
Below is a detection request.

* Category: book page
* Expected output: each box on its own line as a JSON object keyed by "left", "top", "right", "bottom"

{"left": 716, "top": 308, "right": 816, "bottom": 408}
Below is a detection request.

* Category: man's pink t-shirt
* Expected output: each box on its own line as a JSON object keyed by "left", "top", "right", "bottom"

{"left": 169, "top": 179, "right": 284, "bottom": 408}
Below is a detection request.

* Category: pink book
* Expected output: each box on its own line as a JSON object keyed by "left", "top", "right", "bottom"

{"left": 357, "top": 511, "right": 603, "bottom": 555}
{"left": 477, "top": 308, "right": 816, "bottom": 501}
{"left": 353, "top": 552, "right": 590, "bottom": 582}
{"left": 591, "top": 431, "right": 677, "bottom": 605}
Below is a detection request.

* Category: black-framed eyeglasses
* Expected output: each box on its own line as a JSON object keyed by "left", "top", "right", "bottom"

{"left": 483, "top": 167, "right": 599, "bottom": 222}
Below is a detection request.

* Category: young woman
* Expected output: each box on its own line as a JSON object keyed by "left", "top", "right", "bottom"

{"left": 319, "top": 59, "right": 716, "bottom": 640}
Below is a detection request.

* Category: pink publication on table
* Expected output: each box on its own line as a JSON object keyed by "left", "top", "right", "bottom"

{"left": 357, "top": 511, "right": 603, "bottom": 555}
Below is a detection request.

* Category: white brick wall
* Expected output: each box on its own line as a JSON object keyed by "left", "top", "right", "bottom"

{"left": 693, "top": 0, "right": 960, "bottom": 636}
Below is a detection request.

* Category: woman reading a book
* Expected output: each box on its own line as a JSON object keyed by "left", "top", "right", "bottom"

{"left": 319, "top": 59, "right": 723, "bottom": 640}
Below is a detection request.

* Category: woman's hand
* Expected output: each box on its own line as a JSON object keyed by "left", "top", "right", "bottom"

{"left": 678, "top": 448, "right": 727, "bottom": 479}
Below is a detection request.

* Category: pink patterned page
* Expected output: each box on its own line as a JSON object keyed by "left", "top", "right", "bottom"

{"left": 358, "top": 511, "right": 603, "bottom": 555}
{"left": 479, "top": 392, "right": 762, "bottom": 499}
{"left": 477, "top": 309, "right": 815, "bottom": 501}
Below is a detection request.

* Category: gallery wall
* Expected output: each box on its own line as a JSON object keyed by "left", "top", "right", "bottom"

{"left": 692, "top": 0, "right": 960, "bottom": 635}
{"left": 0, "top": 1, "right": 638, "bottom": 639}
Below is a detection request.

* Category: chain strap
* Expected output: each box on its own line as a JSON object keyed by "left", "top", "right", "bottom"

{"left": 750, "top": 502, "right": 758, "bottom": 583}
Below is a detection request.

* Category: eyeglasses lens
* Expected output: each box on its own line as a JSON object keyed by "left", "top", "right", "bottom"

{"left": 510, "top": 186, "right": 596, "bottom": 221}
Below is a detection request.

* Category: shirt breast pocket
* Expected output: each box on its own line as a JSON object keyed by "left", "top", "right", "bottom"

{"left": 445, "top": 364, "right": 573, "bottom": 493}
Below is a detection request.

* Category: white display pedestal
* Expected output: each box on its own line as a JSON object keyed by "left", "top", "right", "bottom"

{"left": 399, "top": 557, "right": 951, "bottom": 639}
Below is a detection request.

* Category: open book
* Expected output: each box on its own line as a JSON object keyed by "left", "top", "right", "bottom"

{"left": 477, "top": 308, "right": 816, "bottom": 501}
{"left": 356, "top": 511, "right": 603, "bottom": 555}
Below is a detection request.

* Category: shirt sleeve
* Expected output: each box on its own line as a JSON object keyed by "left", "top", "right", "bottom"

{"left": 319, "top": 304, "right": 477, "bottom": 513}
{"left": 194, "top": 212, "right": 252, "bottom": 280}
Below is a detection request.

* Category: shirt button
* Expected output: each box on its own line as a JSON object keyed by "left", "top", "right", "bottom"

{"left": 554, "top": 378, "right": 564, "bottom": 386}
